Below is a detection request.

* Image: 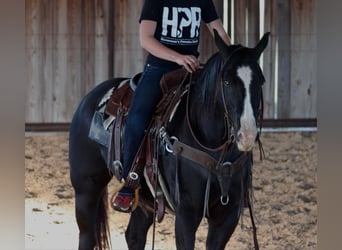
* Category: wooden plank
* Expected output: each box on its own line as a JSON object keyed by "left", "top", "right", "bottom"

{"left": 262, "top": 0, "right": 276, "bottom": 119}
{"left": 198, "top": 0, "right": 223, "bottom": 63}
{"left": 34, "top": 0, "right": 55, "bottom": 122}
{"left": 113, "top": 0, "right": 145, "bottom": 77}
{"left": 247, "top": 0, "right": 259, "bottom": 47}
{"left": 275, "top": 0, "right": 291, "bottom": 118}
{"left": 234, "top": 0, "right": 247, "bottom": 45}
{"left": 106, "top": 0, "right": 115, "bottom": 78}
{"left": 226, "top": 0, "right": 233, "bottom": 39}
{"left": 26, "top": 0, "right": 72, "bottom": 122}
{"left": 233, "top": 0, "right": 260, "bottom": 46}
{"left": 26, "top": 0, "right": 43, "bottom": 122}
{"left": 52, "top": 0, "right": 68, "bottom": 122}
{"left": 80, "top": 0, "right": 96, "bottom": 93}
{"left": 290, "top": 0, "right": 317, "bottom": 118}
{"left": 66, "top": 0, "right": 83, "bottom": 122}
{"left": 25, "top": 0, "right": 114, "bottom": 123}
{"left": 25, "top": 119, "right": 318, "bottom": 132}
{"left": 93, "top": 0, "right": 113, "bottom": 84}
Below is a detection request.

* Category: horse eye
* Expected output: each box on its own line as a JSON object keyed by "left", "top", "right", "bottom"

{"left": 224, "top": 80, "right": 230, "bottom": 86}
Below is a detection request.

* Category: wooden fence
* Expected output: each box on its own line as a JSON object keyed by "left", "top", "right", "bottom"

{"left": 25, "top": 0, "right": 316, "bottom": 123}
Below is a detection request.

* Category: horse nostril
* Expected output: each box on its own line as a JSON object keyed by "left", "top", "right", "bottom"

{"left": 237, "top": 132, "right": 243, "bottom": 142}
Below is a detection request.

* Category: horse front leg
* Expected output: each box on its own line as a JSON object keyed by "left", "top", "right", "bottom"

{"left": 125, "top": 206, "right": 154, "bottom": 250}
{"left": 206, "top": 203, "right": 241, "bottom": 250}
{"left": 174, "top": 206, "right": 202, "bottom": 250}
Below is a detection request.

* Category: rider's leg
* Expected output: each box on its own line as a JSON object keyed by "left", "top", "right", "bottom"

{"left": 113, "top": 64, "right": 177, "bottom": 212}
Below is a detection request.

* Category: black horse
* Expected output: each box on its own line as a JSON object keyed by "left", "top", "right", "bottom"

{"left": 69, "top": 31, "right": 270, "bottom": 250}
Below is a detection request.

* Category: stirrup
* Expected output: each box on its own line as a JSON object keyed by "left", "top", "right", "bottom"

{"left": 112, "top": 193, "right": 134, "bottom": 213}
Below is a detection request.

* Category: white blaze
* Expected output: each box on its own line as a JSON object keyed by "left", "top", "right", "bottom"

{"left": 237, "top": 66, "right": 257, "bottom": 151}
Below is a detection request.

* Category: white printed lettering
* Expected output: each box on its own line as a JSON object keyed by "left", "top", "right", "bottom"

{"left": 162, "top": 7, "right": 178, "bottom": 37}
{"left": 190, "top": 7, "right": 201, "bottom": 37}
{"left": 162, "top": 7, "right": 201, "bottom": 39}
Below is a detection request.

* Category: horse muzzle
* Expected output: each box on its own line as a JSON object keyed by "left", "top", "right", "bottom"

{"left": 236, "top": 128, "right": 257, "bottom": 151}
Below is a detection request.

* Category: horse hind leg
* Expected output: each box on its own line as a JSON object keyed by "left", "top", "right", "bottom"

{"left": 71, "top": 166, "right": 112, "bottom": 250}
{"left": 125, "top": 206, "right": 154, "bottom": 250}
{"left": 75, "top": 192, "right": 100, "bottom": 249}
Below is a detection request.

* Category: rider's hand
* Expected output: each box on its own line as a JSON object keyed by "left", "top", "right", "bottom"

{"left": 174, "top": 54, "right": 200, "bottom": 73}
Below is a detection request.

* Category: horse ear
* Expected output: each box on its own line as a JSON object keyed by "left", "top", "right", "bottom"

{"left": 214, "top": 29, "right": 230, "bottom": 58}
{"left": 254, "top": 32, "right": 271, "bottom": 59}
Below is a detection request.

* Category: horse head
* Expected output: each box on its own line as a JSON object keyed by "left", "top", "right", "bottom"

{"left": 214, "top": 30, "right": 270, "bottom": 151}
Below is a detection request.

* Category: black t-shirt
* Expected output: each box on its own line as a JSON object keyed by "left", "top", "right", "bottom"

{"left": 139, "top": 0, "right": 219, "bottom": 69}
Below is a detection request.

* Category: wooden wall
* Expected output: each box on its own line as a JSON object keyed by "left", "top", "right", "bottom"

{"left": 290, "top": 0, "right": 316, "bottom": 118}
{"left": 26, "top": 0, "right": 114, "bottom": 122}
{"left": 25, "top": 0, "right": 317, "bottom": 123}
{"left": 263, "top": 0, "right": 317, "bottom": 118}
{"left": 112, "top": 0, "right": 144, "bottom": 76}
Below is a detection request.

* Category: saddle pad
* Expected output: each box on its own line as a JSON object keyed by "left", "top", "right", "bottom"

{"left": 88, "top": 79, "right": 130, "bottom": 147}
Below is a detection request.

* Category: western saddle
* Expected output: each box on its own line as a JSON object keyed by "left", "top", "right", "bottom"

{"left": 104, "top": 68, "right": 201, "bottom": 222}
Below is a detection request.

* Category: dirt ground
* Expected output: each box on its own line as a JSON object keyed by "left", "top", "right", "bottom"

{"left": 25, "top": 131, "right": 317, "bottom": 250}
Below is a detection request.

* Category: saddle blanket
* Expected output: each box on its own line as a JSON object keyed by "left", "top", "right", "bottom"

{"left": 88, "top": 78, "right": 131, "bottom": 147}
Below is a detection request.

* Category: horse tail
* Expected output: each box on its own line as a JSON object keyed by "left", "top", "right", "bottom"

{"left": 95, "top": 187, "right": 111, "bottom": 250}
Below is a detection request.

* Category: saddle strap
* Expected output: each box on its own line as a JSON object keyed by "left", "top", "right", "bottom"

{"left": 172, "top": 140, "right": 218, "bottom": 170}
{"left": 106, "top": 107, "right": 126, "bottom": 179}
{"left": 114, "top": 108, "right": 124, "bottom": 173}
{"left": 248, "top": 199, "right": 260, "bottom": 250}
{"left": 107, "top": 122, "right": 115, "bottom": 175}
{"left": 145, "top": 130, "right": 166, "bottom": 223}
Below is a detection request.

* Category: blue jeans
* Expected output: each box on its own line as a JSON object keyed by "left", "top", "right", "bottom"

{"left": 120, "top": 64, "right": 179, "bottom": 194}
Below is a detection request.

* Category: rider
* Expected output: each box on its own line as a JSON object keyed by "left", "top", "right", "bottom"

{"left": 113, "top": 0, "right": 231, "bottom": 212}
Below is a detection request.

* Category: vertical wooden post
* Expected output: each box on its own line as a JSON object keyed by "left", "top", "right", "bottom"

{"left": 247, "top": 0, "right": 260, "bottom": 46}
{"left": 234, "top": 0, "right": 247, "bottom": 45}
{"left": 226, "top": 0, "right": 233, "bottom": 39}
{"left": 113, "top": 0, "right": 145, "bottom": 77}
{"left": 262, "top": 0, "right": 276, "bottom": 119}
{"left": 80, "top": 0, "right": 95, "bottom": 93}
{"left": 290, "top": 0, "right": 317, "bottom": 118}
{"left": 107, "top": 0, "right": 114, "bottom": 78}
{"left": 198, "top": 0, "right": 223, "bottom": 63}
{"left": 275, "top": 0, "right": 291, "bottom": 118}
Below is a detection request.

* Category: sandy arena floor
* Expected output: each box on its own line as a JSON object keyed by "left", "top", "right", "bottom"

{"left": 25, "top": 131, "right": 317, "bottom": 250}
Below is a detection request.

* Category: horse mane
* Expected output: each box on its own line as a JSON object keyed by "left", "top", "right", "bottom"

{"left": 197, "top": 52, "right": 223, "bottom": 111}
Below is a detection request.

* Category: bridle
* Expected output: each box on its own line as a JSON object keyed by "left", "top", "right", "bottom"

{"left": 184, "top": 45, "right": 266, "bottom": 157}
{"left": 184, "top": 47, "right": 245, "bottom": 153}
{"left": 185, "top": 77, "right": 233, "bottom": 153}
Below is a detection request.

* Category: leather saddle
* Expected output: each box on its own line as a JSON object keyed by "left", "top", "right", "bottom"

{"left": 104, "top": 67, "right": 195, "bottom": 117}
{"left": 104, "top": 67, "right": 202, "bottom": 221}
